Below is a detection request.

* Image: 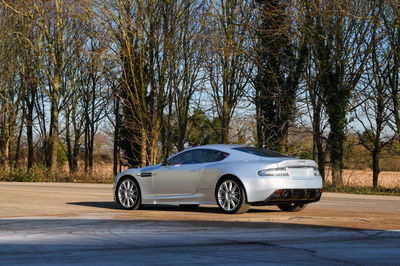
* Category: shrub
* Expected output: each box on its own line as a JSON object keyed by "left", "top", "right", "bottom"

{"left": 0, "top": 168, "right": 41, "bottom": 182}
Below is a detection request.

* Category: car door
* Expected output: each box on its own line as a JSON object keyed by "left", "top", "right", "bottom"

{"left": 153, "top": 149, "right": 207, "bottom": 197}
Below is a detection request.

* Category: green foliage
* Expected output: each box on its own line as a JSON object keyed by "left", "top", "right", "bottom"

{"left": 187, "top": 109, "right": 219, "bottom": 146}
{"left": 57, "top": 144, "right": 68, "bottom": 165}
{"left": 0, "top": 168, "right": 41, "bottom": 182}
{"left": 359, "top": 129, "right": 375, "bottom": 148}
{"left": 343, "top": 136, "right": 369, "bottom": 169}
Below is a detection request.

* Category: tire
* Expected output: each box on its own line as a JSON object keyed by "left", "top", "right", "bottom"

{"left": 179, "top": 204, "right": 200, "bottom": 209}
{"left": 215, "top": 177, "right": 250, "bottom": 214}
{"left": 116, "top": 176, "right": 141, "bottom": 210}
{"left": 278, "top": 202, "right": 306, "bottom": 212}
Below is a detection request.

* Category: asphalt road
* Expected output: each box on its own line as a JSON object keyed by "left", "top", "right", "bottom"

{"left": 0, "top": 182, "right": 399, "bottom": 265}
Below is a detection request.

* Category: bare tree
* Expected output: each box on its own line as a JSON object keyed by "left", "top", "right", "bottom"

{"left": 352, "top": 0, "right": 398, "bottom": 187}
{"left": 0, "top": 3, "right": 23, "bottom": 170}
{"left": 309, "top": 0, "right": 373, "bottom": 186}
{"left": 380, "top": 0, "right": 400, "bottom": 141}
{"left": 301, "top": 58, "right": 329, "bottom": 179}
{"left": 95, "top": 0, "right": 180, "bottom": 166}
{"left": 206, "top": 0, "right": 253, "bottom": 144}
{"left": 167, "top": 1, "right": 207, "bottom": 153}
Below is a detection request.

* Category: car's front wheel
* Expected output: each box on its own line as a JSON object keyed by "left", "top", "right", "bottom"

{"left": 116, "top": 177, "right": 141, "bottom": 210}
{"left": 216, "top": 177, "right": 250, "bottom": 214}
{"left": 277, "top": 202, "right": 306, "bottom": 212}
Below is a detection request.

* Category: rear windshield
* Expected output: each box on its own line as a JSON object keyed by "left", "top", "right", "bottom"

{"left": 232, "top": 147, "right": 289, "bottom": 158}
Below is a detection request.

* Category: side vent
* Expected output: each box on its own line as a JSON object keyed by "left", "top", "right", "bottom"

{"left": 138, "top": 172, "right": 152, "bottom": 177}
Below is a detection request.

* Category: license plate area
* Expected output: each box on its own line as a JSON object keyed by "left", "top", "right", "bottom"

{"left": 287, "top": 167, "right": 314, "bottom": 179}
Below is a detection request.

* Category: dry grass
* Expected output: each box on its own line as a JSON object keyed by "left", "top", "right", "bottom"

{"left": 325, "top": 168, "right": 400, "bottom": 188}
{"left": 2, "top": 162, "right": 399, "bottom": 188}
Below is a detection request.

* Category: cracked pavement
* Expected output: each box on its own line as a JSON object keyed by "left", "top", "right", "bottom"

{"left": 0, "top": 182, "right": 399, "bottom": 265}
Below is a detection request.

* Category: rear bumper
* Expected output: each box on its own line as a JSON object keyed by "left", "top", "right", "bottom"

{"left": 251, "top": 188, "right": 322, "bottom": 206}
{"left": 241, "top": 175, "right": 323, "bottom": 203}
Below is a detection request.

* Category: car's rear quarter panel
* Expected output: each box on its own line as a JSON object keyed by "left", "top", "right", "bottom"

{"left": 200, "top": 160, "right": 322, "bottom": 203}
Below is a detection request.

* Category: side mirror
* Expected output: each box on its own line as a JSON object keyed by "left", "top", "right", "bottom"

{"left": 161, "top": 158, "right": 168, "bottom": 166}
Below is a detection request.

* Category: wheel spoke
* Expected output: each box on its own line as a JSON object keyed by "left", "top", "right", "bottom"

{"left": 223, "top": 182, "right": 228, "bottom": 192}
{"left": 228, "top": 181, "right": 233, "bottom": 191}
{"left": 128, "top": 197, "right": 134, "bottom": 206}
{"left": 230, "top": 199, "right": 236, "bottom": 208}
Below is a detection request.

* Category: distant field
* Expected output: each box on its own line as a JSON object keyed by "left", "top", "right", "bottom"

{"left": 325, "top": 169, "right": 400, "bottom": 188}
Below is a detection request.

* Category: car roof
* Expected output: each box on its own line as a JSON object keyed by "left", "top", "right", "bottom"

{"left": 187, "top": 144, "right": 246, "bottom": 151}
{"left": 186, "top": 144, "right": 250, "bottom": 153}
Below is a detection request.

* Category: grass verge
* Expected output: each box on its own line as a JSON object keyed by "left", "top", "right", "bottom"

{"left": 323, "top": 183, "right": 400, "bottom": 196}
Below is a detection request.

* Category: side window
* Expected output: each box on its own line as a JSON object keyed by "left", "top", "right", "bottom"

{"left": 201, "top": 149, "right": 229, "bottom": 163}
{"left": 167, "top": 150, "right": 197, "bottom": 165}
{"left": 167, "top": 149, "right": 229, "bottom": 165}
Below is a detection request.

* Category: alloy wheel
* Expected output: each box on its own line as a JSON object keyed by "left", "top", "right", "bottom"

{"left": 118, "top": 179, "right": 138, "bottom": 209}
{"left": 217, "top": 180, "right": 241, "bottom": 211}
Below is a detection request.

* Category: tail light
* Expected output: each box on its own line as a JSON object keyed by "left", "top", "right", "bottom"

{"left": 313, "top": 167, "right": 321, "bottom": 176}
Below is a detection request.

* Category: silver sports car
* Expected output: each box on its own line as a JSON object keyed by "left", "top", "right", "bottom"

{"left": 114, "top": 144, "right": 323, "bottom": 214}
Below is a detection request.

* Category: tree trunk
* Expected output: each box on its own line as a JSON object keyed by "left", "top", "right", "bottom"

{"left": 14, "top": 107, "right": 25, "bottom": 168}
{"left": 72, "top": 138, "right": 79, "bottom": 172}
{"left": 177, "top": 123, "right": 185, "bottom": 151}
{"left": 328, "top": 117, "right": 345, "bottom": 187}
{"left": 312, "top": 99, "right": 326, "bottom": 180}
{"left": 26, "top": 92, "right": 35, "bottom": 170}
{"left": 65, "top": 110, "right": 72, "bottom": 172}
{"left": 317, "top": 140, "right": 326, "bottom": 180}
{"left": 372, "top": 151, "right": 380, "bottom": 188}
{"left": 113, "top": 98, "right": 120, "bottom": 176}
{"left": 48, "top": 0, "right": 63, "bottom": 174}
{"left": 84, "top": 121, "right": 89, "bottom": 173}
{"left": 2, "top": 138, "right": 11, "bottom": 171}
{"left": 49, "top": 75, "right": 60, "bottom": 173}
{"left": 220, "top": 118, "right": 229, "bottom": 144}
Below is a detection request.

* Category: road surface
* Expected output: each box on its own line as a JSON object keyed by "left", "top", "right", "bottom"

{"left": 0, "top": 182, "right": 399, "bottom": 265}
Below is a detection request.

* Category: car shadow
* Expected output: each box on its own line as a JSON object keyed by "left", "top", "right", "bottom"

{"left": 68, "top": 201, "right": 119, "bottom": 210}
{"left": 67, "top": 202, "right": 279, "bottom": 213}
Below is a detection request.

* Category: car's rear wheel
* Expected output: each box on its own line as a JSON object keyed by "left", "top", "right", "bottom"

{"left": 116, "top": 177, "right": 141, "bottom": 210}
{"left": 216, "top": 177, "right": 250, "bottom": 214}
{"left": 179, "top": 204, "right": 200, "bottom": 209}
{"left": 278, "top": 202, "right": 306, "bottom": 212}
